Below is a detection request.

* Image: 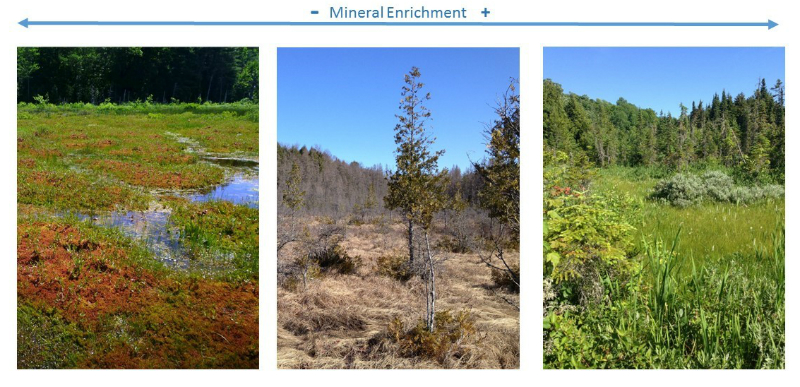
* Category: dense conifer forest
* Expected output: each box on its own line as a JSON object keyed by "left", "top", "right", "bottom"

{"left": 544, "top": 78, "right": 785, "bottom": 182}
{"left": 17, "top": 47, "right": 259, "bottom": 104}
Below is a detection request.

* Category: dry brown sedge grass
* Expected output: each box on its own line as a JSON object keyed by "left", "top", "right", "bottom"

{"left": 278, "top": 220, "right": 520, "bottom": 369}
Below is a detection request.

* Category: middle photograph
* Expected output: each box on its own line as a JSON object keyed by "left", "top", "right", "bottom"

{"left": 277, "top": 47, "right": 520, "bottom": 369}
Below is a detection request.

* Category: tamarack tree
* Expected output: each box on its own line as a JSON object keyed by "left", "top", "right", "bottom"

{"left": 475, "top": 80, "right": 521, "bottom": 301}
{"left": 278, "top": 161, "right": 306, "bottom": 252}
{"left": 384, "top": 66, "right": 449, "bottom": 331}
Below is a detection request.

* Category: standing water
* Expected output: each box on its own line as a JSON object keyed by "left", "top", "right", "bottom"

{"left": 74, "top": 155, "right": 259, "bottom": 270}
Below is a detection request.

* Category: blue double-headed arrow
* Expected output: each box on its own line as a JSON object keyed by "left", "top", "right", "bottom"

{"left": 19, "top": 18, "right": 779, "bottom": 29}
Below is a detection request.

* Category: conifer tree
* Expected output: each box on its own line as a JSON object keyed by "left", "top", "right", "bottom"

{"left": 475, "top": 80, "right": 521, "bottom": 299}
{"left": 385, "top": 66, "right": 449, "bottom": 265}
{"left": 384, "top": 67, "right": 449, "bottom": 331}
{"left": 543, "top": 79, "right": 574, "bottom": 155}
{"left": 476, "top": 81, "right": 521, "bottom": 237}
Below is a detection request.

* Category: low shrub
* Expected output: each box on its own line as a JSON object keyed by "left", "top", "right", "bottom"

{"left": 492, "top": 265, "right": 520, "bottom": 293}
{"left": 376, "top": 254, "right": 413, "bottom": 282}
{"left": 347, "top": 216, "right": 365, "bottom": 226}
{"left": 282, "top": 255, "right": 321, "bottom": 292}
{"left": 316, "top": 216, "right": 336, "bottom": 225}
{"left": 386, "top": 309, "right": 476, "bottom": 365}
{"left": 650, "top": 173, "right": 705, "bottom": 207}
{"left": 310, "top": 244, "right": 362, "bottom": 275}
{"left": 652, "top": 170, "right": 784, "bottom": 207}
{"left": 729, "top": 184, "right": 785, "bottom": 204}
{"left": 436, "top": 236, "right": 472, "bottom": 254}
{"left": 701, "top": 170, "right": 735, "bottom": 201}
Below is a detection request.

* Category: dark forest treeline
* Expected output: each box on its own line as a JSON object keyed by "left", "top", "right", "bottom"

{"left": 17, "top": 47, "right": 258, "bottom": 104}
{"left": 277, "top": 144, "right": 483, "bottom": 217}
{"left": 544, "top": 78, "right": 785, "bottom": 182}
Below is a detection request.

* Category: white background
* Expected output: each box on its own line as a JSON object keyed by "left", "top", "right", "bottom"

{"left": 0, "top": 0, "right": 794, "bottom": 385}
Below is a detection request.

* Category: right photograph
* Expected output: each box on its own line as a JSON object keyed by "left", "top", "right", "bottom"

{"left": 543, "top": 47, "right": 785, "bottom": 369}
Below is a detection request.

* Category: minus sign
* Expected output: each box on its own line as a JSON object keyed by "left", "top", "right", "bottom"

{"left": 311, "top": 10, "right": 319, "bottom": 15}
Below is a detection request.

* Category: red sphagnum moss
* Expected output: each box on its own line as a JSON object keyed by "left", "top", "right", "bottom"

{"left": 18, "top": 222, "right": 258, "bottom": 368}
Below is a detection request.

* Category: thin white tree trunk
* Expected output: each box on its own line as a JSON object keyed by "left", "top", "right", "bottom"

{"left": 425, "top": 232, "right": 436, "bottom": 332}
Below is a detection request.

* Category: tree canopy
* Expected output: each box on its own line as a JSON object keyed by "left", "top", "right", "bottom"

{"left": 17, "top": 47, "right": 258, "bottom": 104}
{"left": 544, "top": 78, "right": 785, "bottom": 182}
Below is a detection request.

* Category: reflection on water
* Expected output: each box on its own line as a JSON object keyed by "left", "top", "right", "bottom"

{"left": 187, "top": 171, "right": 259, "bottom": 208}
{"left": 201, "top": 156, "right": 259, "bottom": 168}
{"left": 77, "top": 211, "right": 190, "bottom": 269}
{"left": 71, "top": 156, "right": 259, "bottom": 271}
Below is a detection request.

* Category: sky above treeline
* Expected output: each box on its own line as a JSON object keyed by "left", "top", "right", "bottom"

{"left": 278, "top": 47, "right": 520, "bottom": 170}
{"left": 544, "top": 47, "right": 785, "bottom": 116}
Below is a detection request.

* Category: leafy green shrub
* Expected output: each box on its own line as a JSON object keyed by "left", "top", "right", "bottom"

{"left": 376, "top": 254, "right": 413, "bottom": 282}
{"left": 544, "top": 191, "right": 635, "bottom": 288}
{"left": 544, "top": 150, "right": 638, "bottom": 305}
{"left": 543, "top": 150, "right": 594, "bottom": 191}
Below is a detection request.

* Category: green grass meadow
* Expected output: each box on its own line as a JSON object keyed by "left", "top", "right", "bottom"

{"left": 593, "top": 168, "right": 784, "bottom": 265}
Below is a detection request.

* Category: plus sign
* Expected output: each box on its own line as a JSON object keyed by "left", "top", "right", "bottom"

{"left": 481, "top": 8, "right": 491, "bottom": 17}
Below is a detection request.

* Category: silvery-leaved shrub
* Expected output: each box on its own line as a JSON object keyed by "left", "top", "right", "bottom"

{"left": 650, "top": 173, "right": 704, "bottom": 206}
{"left": 732, "top": 184, "right": 784, "bottom": 204}
{"left": 701, "top": 170, "right": 735, "bottom": 201}
{"left": 653, "top": 170, "right": 783, "bottom": 206}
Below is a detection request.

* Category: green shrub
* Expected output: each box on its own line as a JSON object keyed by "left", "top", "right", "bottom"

{"left": 544, "top": 192, "right": 635, "bottom": 284}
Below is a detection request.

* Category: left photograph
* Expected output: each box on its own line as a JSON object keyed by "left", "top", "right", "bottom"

{"left": 16, "top": 47, "right": 259, "bottom": 368}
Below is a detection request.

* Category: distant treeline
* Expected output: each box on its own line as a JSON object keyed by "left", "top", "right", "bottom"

{"left": 17, "top": 47, "right": 258, "bottom": 104}
{"left": 277, "top": 144, "right": 484, "bottom": 217}
{"left": 544, "top": 78, "right": 785, "bottom": 182}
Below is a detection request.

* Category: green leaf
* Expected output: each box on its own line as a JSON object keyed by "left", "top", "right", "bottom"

{"left": 546, "top": 252, "right": 561, "bottom": 266}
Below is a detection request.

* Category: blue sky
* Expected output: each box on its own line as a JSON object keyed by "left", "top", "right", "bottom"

{"left": 278, "top": 48, "right": 519, "bottom": 170}
{"left": 544, "top": 47, "right": 785, "bottom": 115}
